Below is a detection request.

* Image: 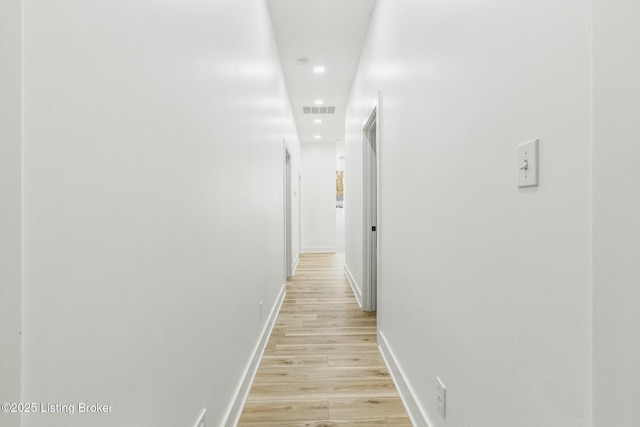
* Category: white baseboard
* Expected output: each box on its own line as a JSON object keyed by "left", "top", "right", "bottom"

{"left": 292, "top": 253, "right": 300, "bottom": 275}
{"left": 222, "top": 283, "right": 286, "bottom": 427}
{"left": 301, "top": 247, "right": 336, "bottom": 253}
{"left": 378, "top": 331, "right": 434, "bottom": 427}
{"left": 192, "top": 409, "right": 206, "bottom": 427}
{"left": 344, "top": 263, "right": 362, "bottom": 309}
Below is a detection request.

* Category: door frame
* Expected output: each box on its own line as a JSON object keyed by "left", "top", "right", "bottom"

{"left": 298, "top": 173, "right": 302, "bottom": 268}
{"left": 362, "top": 95, "right": 380, "bottom": 312}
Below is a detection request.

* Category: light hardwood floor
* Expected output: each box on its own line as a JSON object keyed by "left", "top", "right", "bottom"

{"left": 238, "top": 253, "right": 412, "bottom": 427}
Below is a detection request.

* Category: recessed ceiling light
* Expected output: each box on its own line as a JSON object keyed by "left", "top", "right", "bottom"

{"left": 313, "top": 66, "right": 325, "bottom": 74}
{"left": 314, "top": 99, "right": 324, "bottom": 105}
{"left": 314, "top": 119, "right": 322, "bottom": 124}
{"left": 314, "top": 135, "right": 322, "bottom": 140}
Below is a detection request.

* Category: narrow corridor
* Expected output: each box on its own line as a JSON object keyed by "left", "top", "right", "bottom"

{"left": 238, "top": 253, "right": 411, "bottom": 426}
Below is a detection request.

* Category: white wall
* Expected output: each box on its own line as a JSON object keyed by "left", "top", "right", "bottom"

{"left": 593, "top": 0, "right": 640, "bottom": 425}
{"left": 336, "top": 208, "right": 345, "bottom": 252}
{"left": 346, "top": 1, "right": 592, "bottom": 426}
{"left": 290, "top": 144, "right": 302, "bottom": 269}
{"left": 336, "top": 142, "right": 346, "bottom": 252}
{"left": 301, "top": 143, "right": 337, "bottom": 252}
{"left": 0, "top": 1, "right": 22, "bottom": 427}
{"left": 21, "top": 1, "right": 299, "bottom": 426}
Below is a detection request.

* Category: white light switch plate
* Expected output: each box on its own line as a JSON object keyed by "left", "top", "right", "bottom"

{"left": 518, "top": 139, "right": 539, "bottom": 188}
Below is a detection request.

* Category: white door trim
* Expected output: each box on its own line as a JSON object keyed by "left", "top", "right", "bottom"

{"left": 362, "top": 94, "right": 381, "bottom": 312}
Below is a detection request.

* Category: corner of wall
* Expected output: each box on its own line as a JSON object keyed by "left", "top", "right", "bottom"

{"left": 0, "top": 1, "right": 22, "bottom": 426}
{"left": 344, "top": 263, "right": 362, "bottom": 308}
{"left": 221, "top": 284, "right": 286, "bottom": 427}
{"left": 292, "top": 253, "right": 300, "bottom": 276}
{"left": 378, "top": 331, "right": 434, "bottom": 427}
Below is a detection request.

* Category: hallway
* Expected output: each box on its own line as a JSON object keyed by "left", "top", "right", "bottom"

{"left": 238, "top": 253, "right": 411, "bottom": 426}
{"left": 4, "top": 1, "right": 640, "bottom": 426}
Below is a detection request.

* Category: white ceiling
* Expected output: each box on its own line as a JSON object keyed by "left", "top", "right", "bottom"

{"left": 267, "top": 0, "right": 377, "bottom": 145}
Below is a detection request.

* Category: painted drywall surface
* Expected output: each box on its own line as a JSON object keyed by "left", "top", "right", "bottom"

{"left": 336, "top": 142, "right": 346, "bottom": 252}
{"left": 21, "top": 1, "right": 298, "bottom": 426}
{"left": 345, "top": 122, "right": 364, "bottom": 296}
{"left": 593, "top": 0, "right": 640, "bottom": 425}
{"left": 301, "top": 143, "right": 337, "bottom": 252}
{"left": 287, "top": 138, "right": 302, "bottom": 273}
{"left": 336, "top": 208, "right": 345, "bottom": 252}
{"left": 290, "top": 141, "right": 302, "bottom": 270}
{"left": 346, "top": 1, "right": 592, "bottom": 426}
{"left": 0, "top": 1, "right": 22, "bottom": 426}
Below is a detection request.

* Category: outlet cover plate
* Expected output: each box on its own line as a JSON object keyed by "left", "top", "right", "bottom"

{"left": 436, "top": 377, "right": 446, "bottom": 418}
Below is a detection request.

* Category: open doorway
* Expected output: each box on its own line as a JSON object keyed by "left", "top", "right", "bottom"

{"left": 285, "top": 147, "right": 293, "bottom": 279}
{"left": 362, "top": 107, "right": 378, "bottom": 312}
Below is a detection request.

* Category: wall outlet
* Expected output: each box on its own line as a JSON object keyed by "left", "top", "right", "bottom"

{"left": 194, "top": 409, "right": 205, "bottom": 427}
{"left": 259, "top": 300, "right": 264, "bottom": 321}
{"left": 436, "top": 377, "right": 446, "bottom": 419}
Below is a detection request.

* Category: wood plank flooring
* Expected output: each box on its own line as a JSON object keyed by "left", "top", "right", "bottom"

{"left": 238, "top": 253, "right": 412, "bottom": 427}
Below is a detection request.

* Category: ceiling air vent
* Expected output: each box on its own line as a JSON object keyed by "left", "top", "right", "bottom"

{"left": 302, "top": 106, "right": 336, "bottom": 115}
